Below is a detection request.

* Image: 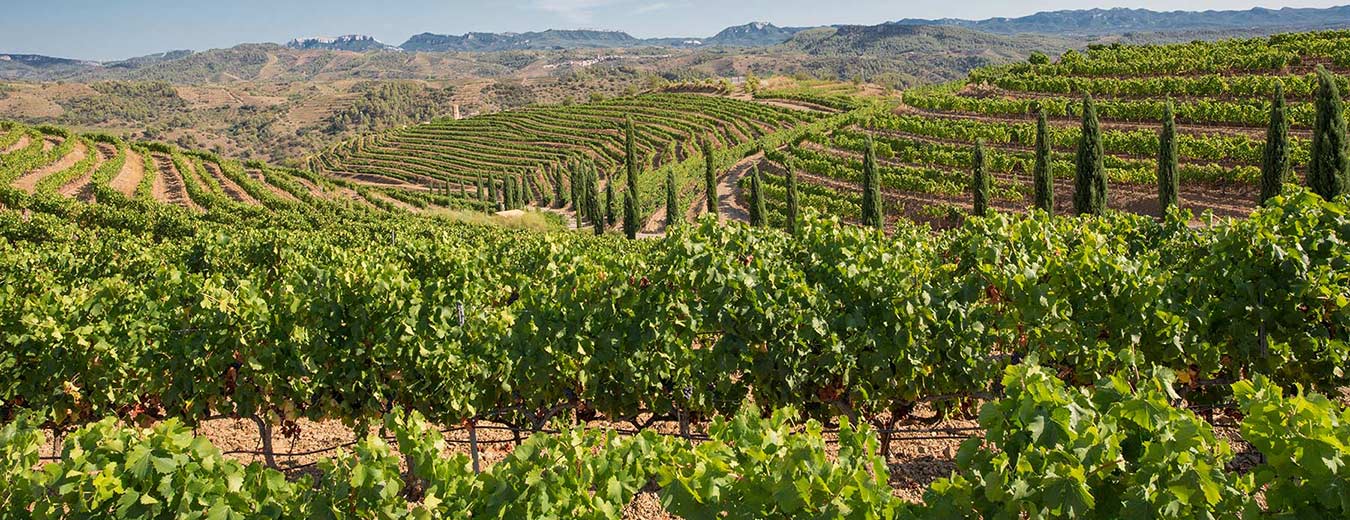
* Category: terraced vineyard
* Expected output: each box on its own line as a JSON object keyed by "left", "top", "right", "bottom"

{"left": 0, "top": 120, "right": 495, "bottom": 223}
{"left": 757, "top": 31, "right": 1350, "bottom": 228}
{"left": 3, "top": 32, "right": 1350, "bottom": 519}
{"left": 310, "top": 91, "right": 836, "bottom": 227}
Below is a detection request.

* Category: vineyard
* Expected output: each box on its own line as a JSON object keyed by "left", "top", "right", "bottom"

{"left": 1, "top": 32, "right": 1350, "bottom": 519}
{"left": 309, "top": 91, "right": 836, "bottom": 229}
{"left": 751, "top": 31, "right": 1350, "bottom": 228}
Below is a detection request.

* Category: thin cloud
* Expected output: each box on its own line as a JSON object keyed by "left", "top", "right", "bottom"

{"left": 633, "top": 2, "right": 678, "bottom": 14}
{"left": 531, "top": 0, "right": 624, "bottom": 23}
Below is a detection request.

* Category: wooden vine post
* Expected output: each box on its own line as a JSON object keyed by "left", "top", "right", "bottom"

{"left": 468, "top": 419, "right": 481, "bottom": 474}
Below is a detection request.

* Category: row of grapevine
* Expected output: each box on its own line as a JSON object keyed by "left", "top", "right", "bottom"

{"left": 5, "top": 363, "right": 1346, "bottom": 517}
{"left": 1, "top": 180, "right": 1345, "bottom": 443}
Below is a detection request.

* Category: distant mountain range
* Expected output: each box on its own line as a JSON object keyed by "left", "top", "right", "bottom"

{"left": 286, "top": 35, "right": 396, "bottom": 52}
{"left": 890, "top": 6, "right": 1350, "bottom": 35}
{"left": 396, "top": 22, "right": 805, "bottom": 52}
{"left": 296, "top": 6, "right": 1350, "bottom": 52}
{"left": 6, "top": 5, "right": 1350, "bottom": 82}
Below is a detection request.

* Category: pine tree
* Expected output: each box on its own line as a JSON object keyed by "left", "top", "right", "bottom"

{"left": 1157, "top": 101, "right": 1179, "bottom": 214}
{"left": 785, "top": 163, "right": 800, "bottom": 235}
{"left": 1033, "top": 108, "right": 1054, "bottom": 213}
{"left": 972, "top": 140, "right": 990, "bottom": 217}
{"left": 666, "top": 166, "right": 681, "bottom": 228}
{"left": 1074, "top": 96, "right": 1107, "bottom": 215}
{"left": 623, "top": 118, "right": 641, "bottom": 239}
{"left": 860, "top": 137, "right": 883, "bottom": 227}
{"left": 1309, "top": 66, "right": 1348, "bottom": 200}
{"left": 703, "top": 139, "right": 718, "bottom": 217}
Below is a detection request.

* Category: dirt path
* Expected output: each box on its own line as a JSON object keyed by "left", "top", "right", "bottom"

{"left": 365, "top": 190, "right": 419, "bottom": 213}
{"left": 333, "top": 185, "right": 376, "bottom": 208}
{"left": 59, "top": 143, "right": 113, "bottom": 201}
{"left": 149, "top": 153, "right": 200, "bottom": 211}
{"left": 199, "top": 160, "right": 260, "bottom": 205}
{"left": 1, "top": 135, "right": 30, "bottom": 155}
{"left": 246, "top": 169, "right": 300, "bottom": 203}
{"left": 108, "top": 149, "right": 144, "bottom": 197}
{"left": 13, "top": 141, "right": 87, "bottom": 193}
{"left": 41, "top": 138, "right": 57, "bottom": 153}
{"left": 639, "top": 178, "right": 671, "bottom": 234}
{"left": 714, "top": 152, "right": 759, "bottom": 224}
{"left": 293, "top": 176, "right": 334, "bottom": 200}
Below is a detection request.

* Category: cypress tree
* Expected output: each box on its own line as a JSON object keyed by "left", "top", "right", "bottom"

{"left": 476, "top": 175, "right": 486, "bottom": 212}
{"left": 785, "top": 163, "right": 800, "bottom": 235}
{"left": 748, "top": 166, "right": 768, "bottom": 227}
{"left": 860, "top": 137, "right": 883, "bottom": 228}
{"left": 590, "top": 168, "right": 604, "bottom": 235}
{"left": 488, "top": 176, "right": 499, "bottom": 211}
{"left": 703, "top": 139, "right": 718, "bottom": 216}
{"left": 605, "top": 177, "right": 617, "bottom": 226}
{"left": 577, "top": 166, "right": 590, "bottom": 221}
{"left": 1073, "top": 96, "right": 1107, "bottom": 215}
{"left": 1309, "top": 66, "right": 1348, "bottom": 200}
{"left": 747, "top": 168, "right": 759, "bottom": 226}
{"left": 972, "top": 140, "right": 990, "bottom": 217}
{"left": 506, "top": 177, "right": 516, "bottom": 209}
{"left": 552, "top": 165, "right": 564, "bottom": 208}
{"left": 666, "top": 166, "right": 681, "bottom": 228}
{"left": 1157, "top": 101, "right": 1179, "bottom": 213}
{"left": 569, "top": 162, "right": 582, "bottom": 212}
{"left": 1033, "top": 108, "right": 1054, "bottom": 213}
{"left": 623, "top": 118, "right": 640, "bottom": 239}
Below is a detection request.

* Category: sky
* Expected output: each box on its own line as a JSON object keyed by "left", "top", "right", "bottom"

{"left": 2, "top": 0, "right": 1348, "bottom": 61}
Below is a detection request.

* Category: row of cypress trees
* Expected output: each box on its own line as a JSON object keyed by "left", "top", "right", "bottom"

{"left": 960, "top": 65, "right": 1349, "bottom": 222}
{"left": 471, "top": 173, "right": 531, "bottom": 213}
{"left": 456, "top": 66, "right": 1347, "bottom": 236}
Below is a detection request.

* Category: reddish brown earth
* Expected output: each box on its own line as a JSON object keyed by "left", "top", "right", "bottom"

{"left": 108, "top": 149, "right": 145, "bottom": 197}
{"left": 247, "top": 169, "right": 301, "bottom": 203}
{"left": 149, "top": 153, "right": 200, "bottom": 211}
{"left": 12, "top": 141, "right": 87, "bottom": 194}
{"left": 1, "top": 135, "right": 30, "bottom": 155}
{"left": 198, "top": 160, "right": 260, "bottom": 205}
{"left": 58, "top": 143, "right": 113, "bottom": 201}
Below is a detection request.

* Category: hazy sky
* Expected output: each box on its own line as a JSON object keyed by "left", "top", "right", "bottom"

{"left": 2, "top": 0, "right": 1347, "bottom": 61}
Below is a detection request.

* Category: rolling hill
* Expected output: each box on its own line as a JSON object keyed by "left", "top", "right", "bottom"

{"left": 891, "top": 5, "right": 1350, "bottom": 35}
